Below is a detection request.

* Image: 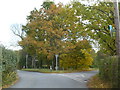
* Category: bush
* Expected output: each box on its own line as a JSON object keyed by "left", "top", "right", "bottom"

{"left": 0, "top": 46, "right": 18, "bottom": 86}
{"left": 98, "top": 56, "right": 118, "bottom": 88}
{"left": 0, "top": 46, "right": 2, "bottom": 87}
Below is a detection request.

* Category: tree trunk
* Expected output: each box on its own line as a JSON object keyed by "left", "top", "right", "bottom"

{"left": 32, "top": 56, "right": 35, "bottom": 68}
{"left": 39, "top": 60, "right": 43, "bottom": 68}
{"left": 52, "top": 57, "right": 56, "bottom": 70}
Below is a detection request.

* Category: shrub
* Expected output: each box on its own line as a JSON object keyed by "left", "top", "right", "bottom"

{"left": 98, "top": 56, "right": 118, "bottom": 88}
{"left": 0, "top": 46, "right": 2, "bottom": 87}
{"left": 0, "top": 46, "right": 18, "bottom": 86}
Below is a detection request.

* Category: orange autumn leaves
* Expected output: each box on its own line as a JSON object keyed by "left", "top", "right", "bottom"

{"left": 19, "top": 2, "right": 93, "bottom": 69}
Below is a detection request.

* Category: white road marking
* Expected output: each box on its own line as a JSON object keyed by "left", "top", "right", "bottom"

{"left": 51, "top": 74, "right": 87, "bottom": 82}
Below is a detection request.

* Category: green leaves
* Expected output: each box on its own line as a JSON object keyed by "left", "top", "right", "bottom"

{"left": 0, "top": 45, "right": 18, "bottom": 86}
{"left": 17, "top": 1, "right": 116, "bottom": 70}
{"left": 42, "top": 1, "right": 55, "bottom": 10}
{"left": 1, "top": 46, "right": 18, "bottom": 72}
{"left": 81, "top": 2, "right": 115, "bottom": 55}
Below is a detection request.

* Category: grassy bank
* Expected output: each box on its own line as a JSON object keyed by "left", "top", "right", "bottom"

{"left": 2, "top": 74, "right": 19, "bottom": 88}
{"left": 21, "top": 68, "right": 96, "bottom": 73}
{"left": 2, "top": 71, "right": 19, "bottom": 88}
{"left": 87, "top": 74, "right": 112, "bottom": 88}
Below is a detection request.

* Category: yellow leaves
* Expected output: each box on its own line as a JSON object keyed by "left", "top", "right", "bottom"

{"left": 47, "top": 21, "right": 53, "bottom": 26}
{"left": 20, "top": 1, "right": 94, "bottom": 68}
{"left": 81, "top": 49, "right": 93, "bottom": 66}
{"left": 46, "top": 4, "right": 62, "bottom": 15}
{"left": 47, "top": 52, "right": 54, "bottom": 60}
{"left": 38, "top": 50, "right": 42, "bottom": 54}
{"left": 37, "top": 41, "right": 44, "bottom": 47}
{"left": 60, "top": 46, "right": 93, "bottom": 70}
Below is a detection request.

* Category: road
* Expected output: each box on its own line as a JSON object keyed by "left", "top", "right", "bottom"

{"left": 10, "top": 70, "right": 98, "bottom": 88}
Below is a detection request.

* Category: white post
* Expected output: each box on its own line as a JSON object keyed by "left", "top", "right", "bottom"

{"left": 55, "top": 54, "right": 58, "bottom": 71}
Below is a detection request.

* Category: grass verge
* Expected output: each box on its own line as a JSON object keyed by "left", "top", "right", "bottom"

{"left": 21, "top": 68, "right": 97, "bottom": 73}
{"left": 87, "top": 74, "right": 112, "bottom": 88}
{"left": 2, "top": 75, "right": 19, "bottom": 88}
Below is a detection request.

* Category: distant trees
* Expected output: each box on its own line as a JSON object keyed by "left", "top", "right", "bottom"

{"left": 16, "top": 1, "right": 94, "bottom": 70}
{"left": 13, "top": 1, "right": 116, "bottom": 71}
{"left": 60, "top": 40, "right": 93, "bottom": 70}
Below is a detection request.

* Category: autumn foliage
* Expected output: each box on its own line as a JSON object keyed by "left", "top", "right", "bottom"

{"left": 18, "top": 1, "right": 94, "bottom": 70}
{"left": 60, "top": 40, "right": 93, "bottom": 70}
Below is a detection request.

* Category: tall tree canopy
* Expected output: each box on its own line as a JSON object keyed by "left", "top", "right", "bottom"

{"left": 18, "top": 1, "right": 94, "bottom": 69}
{"left": 17, "top": 1, "right": 116, "bottom": 69}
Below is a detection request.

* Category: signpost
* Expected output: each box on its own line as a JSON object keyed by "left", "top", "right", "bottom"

{"left": 55, "top": 54, "right": 59, "bottom": 71}
{"left": 108, "top": 25, "right": 113, "bottom": 37}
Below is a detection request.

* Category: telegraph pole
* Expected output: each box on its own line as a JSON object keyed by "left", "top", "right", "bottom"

{"left": 114, "top": 0, "right": 120, "bottom": 57}
{"left": 114, "top": 0, "right": 120, "bottom": 88}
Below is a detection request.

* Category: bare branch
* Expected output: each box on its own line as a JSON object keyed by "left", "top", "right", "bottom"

{"left": 11, "top": 24, "right": 25, "bottom": 40}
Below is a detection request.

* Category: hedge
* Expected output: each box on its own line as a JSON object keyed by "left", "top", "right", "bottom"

{"left": 0, "top": 45, "right": 18, "bottom": 86}
{"left": 0, "top": 46, "right": 2, "bottom": 87}
{"left": 98, "top": 56, "right": 118, "bottom": 88}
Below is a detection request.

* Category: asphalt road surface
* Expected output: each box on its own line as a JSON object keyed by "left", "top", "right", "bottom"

{"left": 10, "top": 70, "right": 98, "bottom": 88}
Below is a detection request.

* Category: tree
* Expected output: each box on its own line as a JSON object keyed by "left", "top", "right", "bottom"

{"left": 11, "top": 24, "right": 25, "bottom": 40}
{"left": 18, "top": 1, "right": 94, "bottom": 69}
{"left": 81, "top": 2, "right": 115, "bottom": 56}
{"left": 60, "top": 40, "right": 93, "bottom": 70}
{"left": 41, "top": 0, "right": 55, "bottom": 10}
{"left": 19, "top": 3, "right": 69, "bottom": 69}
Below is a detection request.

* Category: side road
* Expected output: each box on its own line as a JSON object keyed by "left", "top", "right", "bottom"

{"left": 10, "top": 70, "right": 98, "bottom": 88}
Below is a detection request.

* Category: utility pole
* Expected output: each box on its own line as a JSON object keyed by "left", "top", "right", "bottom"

{"left": 114, "top": 0, "right": 120, "bottom": 57}
{"left": 114, "top": 0, "right": 120, "bottom": 88}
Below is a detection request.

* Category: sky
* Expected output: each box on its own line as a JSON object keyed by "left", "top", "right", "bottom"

{"left": 0, "top": 0, "right": 111, "bottom": 51}
{"left": 0, "top": 0, "right": 71, "bottom": 50}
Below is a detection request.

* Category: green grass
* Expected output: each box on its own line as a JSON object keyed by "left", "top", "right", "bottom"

{"left": 22, "top": 68, "right": 75, "bottom": 73}
{"left": 21, "top": 68, "right": 97, "bottom": 73}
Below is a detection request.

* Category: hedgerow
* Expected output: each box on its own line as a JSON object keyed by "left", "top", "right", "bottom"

{"left": 0, "top": 45, "right": 18, "bottom": 86}
{"left": 98, "top": 56, "right": 118, "bottom": 88}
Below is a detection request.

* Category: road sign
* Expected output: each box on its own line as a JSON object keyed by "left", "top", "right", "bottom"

{"left": 108, "top": 25, "right": 112, "bottom": 31}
